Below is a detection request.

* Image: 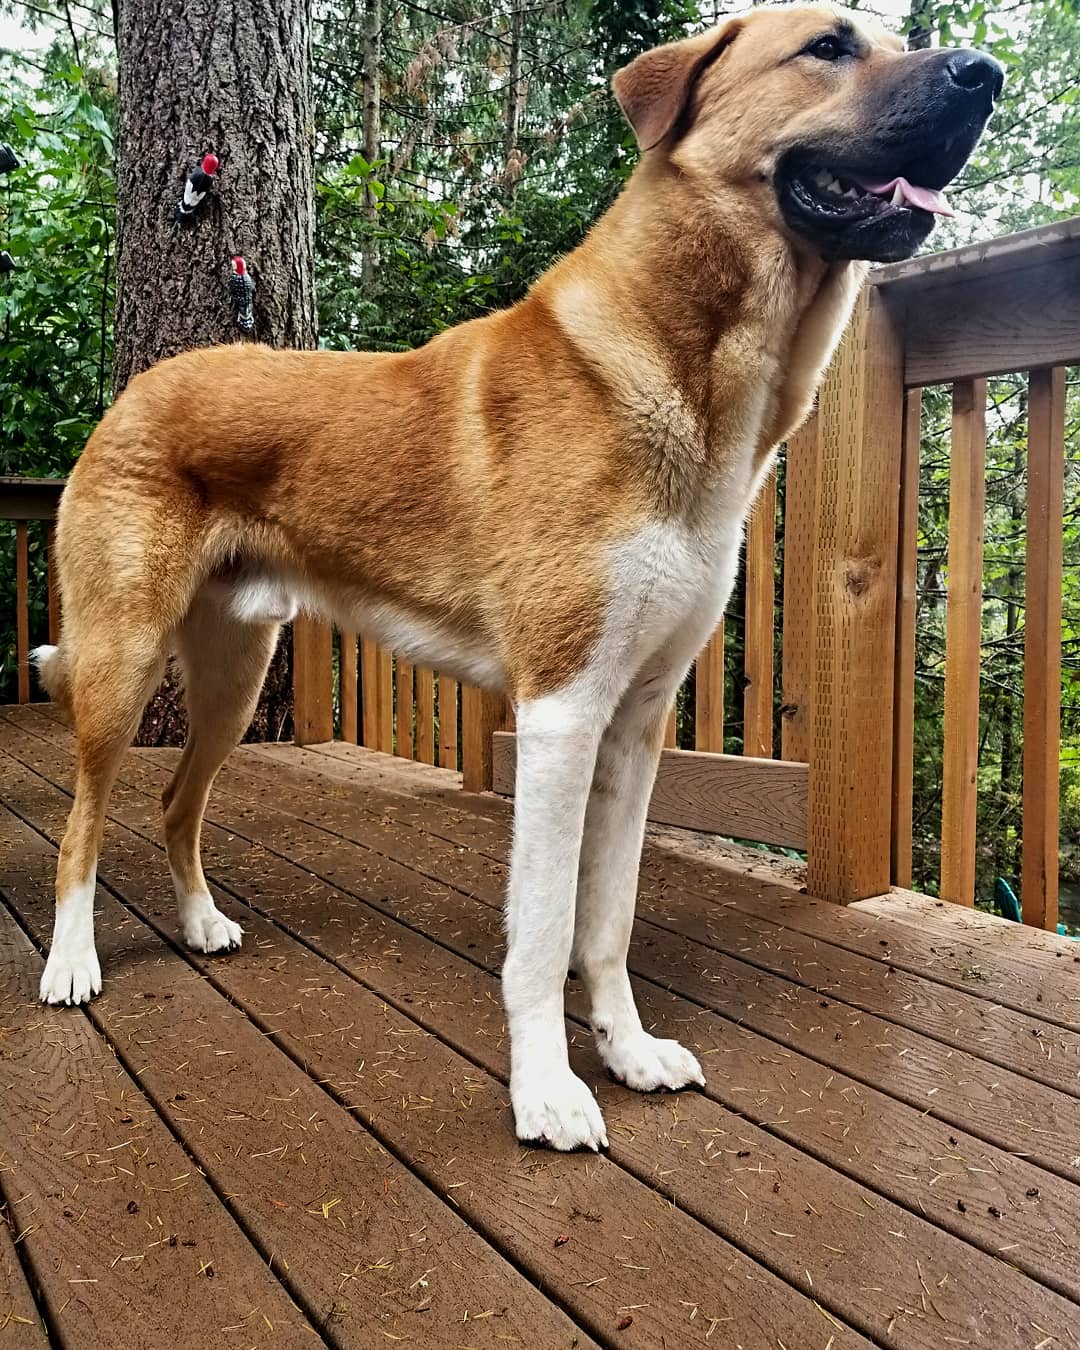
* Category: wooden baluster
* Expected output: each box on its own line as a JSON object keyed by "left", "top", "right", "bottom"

{"left": 743, "top": 468, "right": 776, "bottom": 758}
{"left": 292, "top": 616, "right": 334, "bottom": 745}
{"left": 377, "top": 645, "right": 394, "bottom": 753}
{"left": 360, "top": 638, "right": 379, "bottom": 747}
{"left": 415, "top": 667, "right": 436, "bottom": 764}
{"left": 46, "top": 521, "right": 61, "bottom": 645}
{"left": 1021, "top": 366, "right": 1065, "bottom": 930}
{"left": 940, "top": 378, "right": 987, "bottom": 906}
{"left": 891, "top": 389, "right": 922, "bottom": 889}
{"left": 780, "top": 418, "right": 817, "bottom": 763}
{"left": 15, "top": 521, "right": 29, "bottom": 703}
{"left": 340, "top": 630, "right": 358, "bottom": 744}
{"left": 438, "top": 675, "right": 458, "bottom": 770}
{"left": 694, "top": 622, "right": 724, "bottom": 753}
{"left": 396, "top": 660, "right": 414, "bottom": 760}
{"left": 461, "top": 684, "right": 506, "bottom": 792}
{"left": 664, "top": 702, "right": 677, "bottom": 748}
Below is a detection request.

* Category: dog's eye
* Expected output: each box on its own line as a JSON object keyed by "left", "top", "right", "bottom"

{"left": 805, "top": 35, "right": 845, "bottom": 61}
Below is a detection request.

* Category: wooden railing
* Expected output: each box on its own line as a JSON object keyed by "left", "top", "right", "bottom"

{"left": 4, "top": 219, "right": 1076, "bottom": 929}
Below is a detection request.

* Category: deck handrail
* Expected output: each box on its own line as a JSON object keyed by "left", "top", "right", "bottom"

{"left": 1, "top": 476, "right": 65, "bottom": 702}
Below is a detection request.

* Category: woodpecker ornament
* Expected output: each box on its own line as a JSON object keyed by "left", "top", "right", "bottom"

{"left": 175, "top": 152, "right": 219, "bottom": 224}
{"left": 230, "top": 255, "right": 255, "bottom": 332}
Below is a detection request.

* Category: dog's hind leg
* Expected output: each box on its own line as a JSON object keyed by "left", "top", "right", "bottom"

{"left": 571, "top": 659, "right": 705, "bottom": 1093}
{"left": 39, "top": 632, "right": 168, "bottom": 1004}
{"left": 163, "top": 587, "right": 280, "bottom": 953}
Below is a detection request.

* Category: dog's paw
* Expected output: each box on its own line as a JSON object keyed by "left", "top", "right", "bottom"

{"left": 512, "top": 1068, "right": 609, "bottom": 1152}
{"left": 40, "top": 944, "right": 102, "bottom": 1005}
{"left": 601, "top": 1031, "right": 705, "bottom": 1094}
{"left": 181, "top": 902, "right": 243, "bottom": 955}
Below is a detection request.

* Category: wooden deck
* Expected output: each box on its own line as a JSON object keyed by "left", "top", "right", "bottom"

{"left": 1, "top": 704, "right": 1079, "bottom": 1349}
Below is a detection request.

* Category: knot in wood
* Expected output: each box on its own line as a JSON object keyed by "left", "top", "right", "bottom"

{"left": 842, "top": 555, "right": 880, "bottom": 598}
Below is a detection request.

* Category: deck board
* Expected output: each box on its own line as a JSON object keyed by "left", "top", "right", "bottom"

{"left": 2, "top": 708, "right": 1080, "bottom": 1348}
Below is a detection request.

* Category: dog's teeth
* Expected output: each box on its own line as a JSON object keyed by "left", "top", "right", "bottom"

{"left": 843, "top": 187, "right": 859, "bottom": 200}
{"left": 891, "top": 182, "right": 905, "bottom": 206}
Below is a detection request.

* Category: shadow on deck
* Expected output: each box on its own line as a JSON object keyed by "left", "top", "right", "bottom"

{"left": 1, "top": 702, "right": 1078, "bottom": 1349}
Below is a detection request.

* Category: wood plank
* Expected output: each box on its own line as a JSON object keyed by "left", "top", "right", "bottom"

{"left": 340, "top": 628, "right": 358, "bottom": 743}
{"left": 414, "top": 667, "right": 436, "bottom": 765}
{"left": 11, "top": 714, "right": 1080, "bottom": 1312}
{"left": 780, "top": 417, "right": 816, "bottom": 762}
{"left": 45, "top": 521, "right": 60, "bottom": 646}
{"left": 0, "top": 477, "right": 65, "bottom": 522}
{"left": 807, "top": 289, "right": 905, "bottom": 901}
{"left": 940, "top": 379, "right": 987, "bottom": 906}
{"left": 891, "top": 389, "right": 921, "bottom": 887}
{"left": 395, "top": 659, "right": 414, "bottom": 760}
{"left": 437, "top": 675, "right": 457, "bottom": 770}
{"left": 0, "top": 1215, "right": 46, "bottom": 1348}
{"left": 492, "top": 731, "right": 807, "bottom": 849}
{"left": 0, "top": 773, "right": 596, "bottom": 1350}
{"left": 897, "top": 254, "right": 1080, "bottom": 386}
{"left": 0, "top": 756, "right": 860, "bottom": 1350}
{"left": 743, "top": 468, "right": 776, "bottom": 758}
{"left": 360, "top": 636, "right": 379, "bottom": 748}
{"left": 15, "top": 522, "right": 29, "bottom": 704}
{"left": 0, "top": 852, "right": 316, "bottom": 1346}
{"left": 1022, "top": 366, "right": 1065, "bottom": 931}
{"left": 460, "top": 686, "right": 505, "bottom": 793}
{"left": 664, "top": 700, "right": 676, "bottom": 748}
{"left": 693, "top": 623, "right": 724, "bottom": 752}
{"left": 291, "top": 614, "right": 333, "bottom": 745}
{"left": 376, "top": 644, "right": 393, "bottom": 753}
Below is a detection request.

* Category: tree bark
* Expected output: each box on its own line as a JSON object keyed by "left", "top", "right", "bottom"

{"left": 112, "top": 0, "right": 317, "bottom": 745}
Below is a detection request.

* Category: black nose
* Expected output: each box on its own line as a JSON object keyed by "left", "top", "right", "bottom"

{"left": 945, "top": 49, "right": 1004, "bottom": 99}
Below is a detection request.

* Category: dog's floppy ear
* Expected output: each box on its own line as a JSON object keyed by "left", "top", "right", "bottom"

{"left": 612, "top": 20, "right": 742, "bottom": 152}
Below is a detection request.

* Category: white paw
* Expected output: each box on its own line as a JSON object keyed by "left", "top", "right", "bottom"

{"left": 512, "top": 1068, "right": 609, "bottom": 1151}
{"left": 181, "top": 902, "right": 243, "bottom": 954}
{"left": 40, "top": 944, "right": 102, "bottom": 1005}
{"left": 599, "top": 1031, "right": 705, "bottom": 1093}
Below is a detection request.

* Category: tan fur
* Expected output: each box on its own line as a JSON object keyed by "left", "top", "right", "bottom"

{"left": 42, "top": 4, "right": 911, "bottom": 1002}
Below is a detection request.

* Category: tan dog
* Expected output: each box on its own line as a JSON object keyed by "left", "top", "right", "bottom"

{"left": 36, "top": 5, "right": 1000, "bottom": 1150}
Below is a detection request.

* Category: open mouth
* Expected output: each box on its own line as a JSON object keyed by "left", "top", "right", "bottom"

{"left": 789, "top": 165, "right": 954, "bottom": 222}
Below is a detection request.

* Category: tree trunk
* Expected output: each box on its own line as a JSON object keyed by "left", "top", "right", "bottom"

{"left": 907, "top": 0, "right": 935, "bottom": 50}
{"left": 113, "top": 0, "right": 317, "bottom": 745}
{"left": 503, "top": 6, "right": 524, "bottom": 167}
{"left": 361, "top": 0, "right": 381, "bottom": 287}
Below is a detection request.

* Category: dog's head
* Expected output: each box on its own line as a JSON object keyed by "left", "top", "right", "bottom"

{"left": 613, "top": 3, "right": 1002, "bottom": 263}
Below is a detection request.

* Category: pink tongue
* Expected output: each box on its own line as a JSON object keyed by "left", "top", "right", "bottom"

{"left": 857, "top": 176, "right": 954, "bottom": 217}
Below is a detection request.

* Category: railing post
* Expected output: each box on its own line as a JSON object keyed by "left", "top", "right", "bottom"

{"left": 292, "top": 615, "right": 334, "bottom": 745}
{"left": 807, "top": 285, "right": 905, "bottom": 902}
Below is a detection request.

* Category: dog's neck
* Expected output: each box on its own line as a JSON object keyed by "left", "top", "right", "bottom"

{"left": 535, "top": 158, "right": 863, "bottom": 518}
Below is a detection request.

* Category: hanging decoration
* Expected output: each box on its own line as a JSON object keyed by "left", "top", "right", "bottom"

{"left": 229, "top": 255, "right": 255, "bottom": 332}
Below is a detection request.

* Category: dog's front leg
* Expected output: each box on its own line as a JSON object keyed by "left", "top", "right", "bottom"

{"left": 503, "top": 692, "right": 608, "bottom": 1151}
{"left": 572, "top": 665, "right": 705, "bottom": 1093}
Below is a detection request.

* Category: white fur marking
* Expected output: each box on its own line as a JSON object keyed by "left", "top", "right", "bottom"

{"left": 39, "top": 879, "right": 101, "bottom": 1005}
{"left": 170, "top": 872, "right": 243, "bottom": 953}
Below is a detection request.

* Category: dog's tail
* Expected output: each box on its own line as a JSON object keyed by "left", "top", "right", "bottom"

{"left": 31, "top": 643, "right": 72, "bottom": 714}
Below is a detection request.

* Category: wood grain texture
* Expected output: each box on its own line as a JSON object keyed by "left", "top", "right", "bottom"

{"left": 360, "top": 636, "right": 379, "bottom": 747}
{"left": 461, "top": 685, "right": 506, "bottom": 792}
{"left": 15, "top": 521, "right": 28, "bottom": 704}
{"left": 0, "top": 746, "right": 862, "bottom": 1350}
{"left": 415, "top": 666, "right": 436, "bottom": 764}
{"left": 780, "top": 418, "right": 816, "bottom": 763}
{"left": 891, "top": 388, "right": 921, "bottom": 888}
{"left": 45, "top": 521, "right": 60, "bottom": 646}
{"left": 1022, "top": 366, "right": 1065, "bottom": 930}
{"left": 438, "top": 674, "right": 458, "bottom": 770}
{"left": 10, "top": 710, "right": 1080, "bottom": 1326}
{"left": 807, "top": 289, "right": 905, "bottom": 901}
{"left": 940, "top": 379, "right": 987, "bottom": 906}
{"left": 664, "top": 701, "right": 677, "bottom": 748}
{"left": 898, "top": 255, "right": 1080, "bottom": 385}
{"left": 0, "top": 773, "right": 589, "bottom": 1350}
{"left": 693, "top": 622, "right": 724, "bottom": 752}
{"left": 492, "top": 731, "right": 807, "bottom": 849}
{"left": 395, "top": 658, "right": 414, "bottom": 760}
{"left": 0, "top": 1214, "right": 45, "bottom": 1348}
{"left": 743, "top": 468, "right": 776, "bottom": 758}
{"left": 376, "top": 643, "right": 394, "bottom": 753}
{"left": 291, "top": 614, "right": 333, "bottom": 744}
{"left": 340, "top": 628, "right": 358, "bottom": 743}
